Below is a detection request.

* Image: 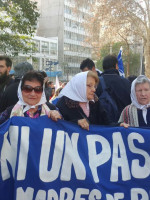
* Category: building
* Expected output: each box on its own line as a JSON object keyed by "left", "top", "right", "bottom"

{"left": 30, "top": 36, "right": 59, "bottom": 73}
{"left": 36, "top": 0, "right": 92, "bottom": 79}
{"left": 10, "top": 36, "right": 61, "bottom": 78}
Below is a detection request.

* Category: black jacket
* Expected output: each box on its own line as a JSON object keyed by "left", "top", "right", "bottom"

{"left": 0, "top": 75, "right": 14, "bottom": 102}
{"left": 96, "top": 69, "right": 131, "bottom": 115}
{"left": 56, "top": 96, "right": 110, "bottom": 125}
{"left": 0, "top": 78, "right": 20, "bottom": 113}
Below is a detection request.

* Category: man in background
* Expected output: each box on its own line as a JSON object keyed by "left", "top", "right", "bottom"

{"left": 80, "top": 55, "right": 131, "bottom": 122}
{"left": 47, "top": 81, "right": 54, "bottom": 89}
{"left": 80, "top": 58, "right": 102, "bottom": 76}
{"left": 39, "top": 71, "right": 52, "bottom": 101}
{"left": 0, "top": 62, "right": 33, "bottom": 113}
{"left": 99, "top": 54, "right": 131, "bottom": 116}
{"left": 0, "top": 55, "right": 14, "bottom": 100}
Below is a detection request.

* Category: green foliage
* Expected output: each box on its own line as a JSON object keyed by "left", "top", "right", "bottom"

{"left": 96, "top": 42, "right": 141, "bottom": 76}
{"left": 0, "top": 0, "right": 40, "bottom": 56}
{"left": 122, "top": 48, "right": 141, "bottom": 76}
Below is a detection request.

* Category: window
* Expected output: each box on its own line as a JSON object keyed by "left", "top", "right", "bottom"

{"left": 64, "top": 18, "right": 71, "bottom": 27}
{"left": 50, "top": 42, "right": 57, "bottom": 55}
{"left": 64, "top": 43, "right": 71, "bottom": 51}
{"left": 34, "top": 40, "right": 40, "bottom": 52}
{"left": 41, "top": 41, "right": 49, "bottom": 54}
{"left": 65, "top": 31, "right": 71, "bottom": 39}
{"left": 71, "top": 32, "right": 77, "bottom": 40}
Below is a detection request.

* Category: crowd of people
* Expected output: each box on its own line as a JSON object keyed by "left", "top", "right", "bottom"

{"left": 0, "top": 54, "right": 150, "bottom": 129}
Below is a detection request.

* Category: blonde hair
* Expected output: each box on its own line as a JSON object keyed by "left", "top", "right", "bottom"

{"left": 87, "top": 71, "right": 99, "bottom": 85}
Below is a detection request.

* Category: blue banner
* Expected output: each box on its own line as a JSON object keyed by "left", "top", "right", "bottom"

{"left": 0, "top": 116, "right": 150, "bottom": 200}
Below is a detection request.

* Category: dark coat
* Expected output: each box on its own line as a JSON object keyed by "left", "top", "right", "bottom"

{"left": 96, "top": 69, "right": 131, "bottom": 115}
{"left": 0, "top": 75, "right": 14, "bottom": 103}
{"left": 45, "top": 87, "right": 52, "bottom": 101}
{"left": 56, "top": 96, "right": 110, "bottom": 125}
{"left": 0, "top": 79, "right": 20, "bottom": 113}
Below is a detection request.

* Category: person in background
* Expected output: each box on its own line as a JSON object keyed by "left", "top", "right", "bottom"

{"left": 80, "top": 58, "right": 102, "bottom": 76}
{"left": 47, "top": 80, "right": 55, "bottom": 99}
{"left": 56, "top": 71, "right": 111, "bottom": 130}
{"left": 0, "top": 55, "right": 14, "bottom": 100}
{"left": 0, "top": 62, "right": 33, "bottom": 113}
{"left": 59, "top": 81, "right": 62, "bottom": 87}
{"left": 49, "top": 87, "right": 55, "bottom": 100}
{"left": 50, "top": 87, "right": 63, "bottom": 105}
{"left": 80, "top": 58, "right": 103, "bottom": 100}
{"left": 39, "top": 71, "right": 52, "bottom": 101}
{"left": 0, "top": 71, "right": 61, "bottom": 124}
{"left": 127, "top": 75, "right": 137, "bottom": 84}
{"left": 119, "top": 75, "right": 150, "bottom": 127}
{"left": 98, "top": 54, "right": 131, "bottom": 119}
{"left": 47, "top": 81, "right": 54, "bottom": 89}
{"left": 61, "top": 82, "right": 67, "bottom": 88}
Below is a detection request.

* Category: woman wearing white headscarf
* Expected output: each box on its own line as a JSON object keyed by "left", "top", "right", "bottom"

{"left": 119, "top": 75, "right": 150, "bottom": 127}
{"left": 0, "top": 71, "right": 61, "bottom": 124}
{"left": 56, "top": 71, "right": 111, "bottom": 130}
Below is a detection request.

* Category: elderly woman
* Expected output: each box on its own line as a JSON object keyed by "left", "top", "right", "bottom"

{"left": 0, "top": 71, "right": 61, "bottom": 124}
{"left": 119, "top": 75, "right": 150, "bottom": 127}
{"left": 56, "top": 71, "right": 111, "bottom": 130}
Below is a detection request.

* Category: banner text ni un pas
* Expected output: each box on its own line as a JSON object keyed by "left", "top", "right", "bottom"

{"left": 0, "top": 116, "right": 150, "bottom": 200}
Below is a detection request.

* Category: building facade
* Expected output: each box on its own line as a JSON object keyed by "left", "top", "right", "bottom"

{"left": 36, "top": 0, "right": 92, "bottom": 79}
{"left": 10, "top": 36, "right": 60, "bottom": 78}
{"left": 31, "top": 36, "right": 59, "bottom": 72}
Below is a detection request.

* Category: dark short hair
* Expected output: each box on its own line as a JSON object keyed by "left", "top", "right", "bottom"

{"left": 127, "top": 75, "right": 137, "bottom": 83}
{"left": 48, "top": 81, "right": 53, "bottom": 85}
{"left": 21, "top": 71, "right": 44, "bottom": 88}
{"left": 39, "top": 71, "right": 47, "bottom": 78}
{"left": 80, "top": 58, "right": 95, "bottom": 71}
{"left": 0, "top": 55, "right": 12, "bottom": 67}
{"left": 102, "top": 55, "right": 118, "bottom": 71}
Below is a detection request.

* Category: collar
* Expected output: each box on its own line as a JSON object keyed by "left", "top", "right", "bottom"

{"left": 101, "top": 69, "right": 120, "bottom": 76}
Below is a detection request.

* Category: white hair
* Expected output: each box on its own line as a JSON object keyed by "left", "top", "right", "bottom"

{"left": 134, "top": 75, "right": 150, "bottom": 88}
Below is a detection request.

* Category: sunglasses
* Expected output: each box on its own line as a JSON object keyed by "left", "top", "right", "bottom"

{"left": 22, "top": 85, "right": 43, "bottom": 94}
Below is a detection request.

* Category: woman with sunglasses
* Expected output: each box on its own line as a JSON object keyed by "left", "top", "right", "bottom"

{"left": 0, "top": 71, "right": 61, "bottom": 124}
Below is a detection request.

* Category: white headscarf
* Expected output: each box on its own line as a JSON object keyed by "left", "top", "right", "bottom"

{"left": 17, "top": 80, "right": 47, "bottom": 113}
{"left": 131, "top": 75, "right": 150, "bottom": 124}
{"left": 58, "top": 71, "right": 89, "bottom": 102}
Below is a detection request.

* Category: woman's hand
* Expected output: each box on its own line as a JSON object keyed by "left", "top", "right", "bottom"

{"left": 78, "top": 118, "right": 89, "bottom": 131}
{"left": 48, "top": 110, "right": 62, "bottom": 121}
{"left": 120, "top": 122, "right": 130, "bottom": 128}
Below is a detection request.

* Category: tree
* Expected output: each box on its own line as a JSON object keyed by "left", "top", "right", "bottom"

{"left": 0, "top": 0, "right": 40, "bottom": 56}
{"left": 75, "top": 0, "right": 150, "bottom": 77}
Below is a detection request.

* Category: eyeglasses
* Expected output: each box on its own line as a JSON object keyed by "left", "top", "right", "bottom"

{"left": 22, "top": 85, "right": 43, "bottom": 94}
{"left": 86, "top": 84, "right": 97, "bottom": 90}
